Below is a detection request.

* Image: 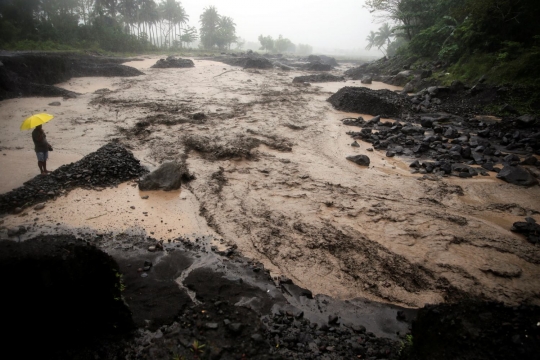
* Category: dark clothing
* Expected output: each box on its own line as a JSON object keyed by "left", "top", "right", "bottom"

{"left": 32, "top": 128, "right": 49, "bottom": 152}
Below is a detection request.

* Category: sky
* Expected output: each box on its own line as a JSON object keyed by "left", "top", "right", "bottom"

{"left": 179, "top": 0, "right": 384, "bottom": 56}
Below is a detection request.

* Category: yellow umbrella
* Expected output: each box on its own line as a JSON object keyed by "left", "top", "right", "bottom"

{"left": 20, "top": 113, "right": 54, "bottom": 131}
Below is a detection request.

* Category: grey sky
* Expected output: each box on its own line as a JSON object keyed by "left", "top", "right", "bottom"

{"left": 180, "top": 0, "right": 383, "bottom": 55}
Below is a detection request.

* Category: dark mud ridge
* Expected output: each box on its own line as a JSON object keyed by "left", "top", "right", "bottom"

{"left": 0, "top": 51, "right": 143, "bottom": 100}
{"left": 211, "top": 53, "right": 274, "bottom": 69}
{"left": 208, "top": 52, "right": 339, "bottom": 72}
{"left": 293, "top": 74, "right": 345, "bottom": 83}
{"left": 151, "top": 56, "right": 195, "bottom": 68}
{"left": 328, "top": 86, "right": 412, "bottom": 117}
{"left": 0, "top": 142, "right": 148, "bottom": 214}
{"left": 4, "top": 233, "right": 539, "bottom": 359}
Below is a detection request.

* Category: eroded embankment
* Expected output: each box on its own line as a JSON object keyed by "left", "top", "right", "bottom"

{"left": 0, "top": 51, "right": 143, "bottom": 100}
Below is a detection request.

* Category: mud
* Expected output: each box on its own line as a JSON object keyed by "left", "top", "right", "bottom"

{"left": 1, "top": 55, "right": 540, "bottom": 359}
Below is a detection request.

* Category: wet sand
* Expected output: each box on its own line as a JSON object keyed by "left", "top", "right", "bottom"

{"left": 1, "top": 56, "right": 539, "bottom": 308}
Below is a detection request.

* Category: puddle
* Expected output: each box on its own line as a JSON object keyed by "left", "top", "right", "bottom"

{"left": 1, "top": 182, "right": 217, "bottom": 241}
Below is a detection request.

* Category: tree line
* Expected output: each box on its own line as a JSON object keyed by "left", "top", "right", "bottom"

{"left": 364, "top": 0, "right": 540, "bottom": 63}
{"left": 0, "top": 0, "right": 238, "bottom": 52}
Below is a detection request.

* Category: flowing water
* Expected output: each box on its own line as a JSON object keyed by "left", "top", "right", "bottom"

{"left": 1, "top": 56, "right": 539, "bottom": 308}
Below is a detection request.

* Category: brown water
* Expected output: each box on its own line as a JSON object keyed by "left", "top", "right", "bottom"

{"left": 1, "top": 56, "right": 539, "bottom": 308}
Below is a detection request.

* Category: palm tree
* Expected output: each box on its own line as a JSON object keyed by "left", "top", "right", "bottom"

{"left": 199, "top": 5, "right": 219, "bottom": 49}
{"left": 375, "top": 23, "right": 394, "bottom": 56}
{"left": 173, "top": 2, "right": 188, "bottom": 48}
{"left": 365, "top": 31, "right": 377, "bottom": 51}
{"left": 217, "top": 16, "right": 236, "bottom": 50}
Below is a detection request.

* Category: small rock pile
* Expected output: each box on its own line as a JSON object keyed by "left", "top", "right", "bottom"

{"left": 511, "top": 217, "right": 540, "bottom": 244}
{"left": 261, "top": 310, "right": 400, "bottom": 359}
{"left": 151, "top": 56, "right": 195, "bottom": 68}
{"left": 0, "top": 142, "right": 148, "bottom": 214}
{"left": 126, "top": 296, "right": 401, "bottom": 360}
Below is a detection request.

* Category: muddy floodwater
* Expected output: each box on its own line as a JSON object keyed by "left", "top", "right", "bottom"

{"left": 1, "top": 56, "right": 539, "bottom": 308}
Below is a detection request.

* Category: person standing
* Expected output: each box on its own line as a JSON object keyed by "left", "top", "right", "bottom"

{"left": 32, "top": 125, "right": 53, "bottom": 174}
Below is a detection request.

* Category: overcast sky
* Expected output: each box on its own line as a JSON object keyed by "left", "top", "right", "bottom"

{"left": 179, "top": 0, "right": 383, "bottom": 55}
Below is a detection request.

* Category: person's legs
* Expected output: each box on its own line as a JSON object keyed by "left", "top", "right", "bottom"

{"left": 42, "top": 151, "right": 49, "bottom": 173}
{"left": 36, "top": 152, "right": 48, "bottom": 174}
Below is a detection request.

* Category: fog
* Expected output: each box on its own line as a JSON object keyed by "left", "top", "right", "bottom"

{"left": 180, "top": 0, "right": 382, "bottom": 56}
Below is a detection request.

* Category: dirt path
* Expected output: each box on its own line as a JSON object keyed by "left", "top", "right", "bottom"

{"left": 1, "top": 56, "right": 539, "bottom": 308}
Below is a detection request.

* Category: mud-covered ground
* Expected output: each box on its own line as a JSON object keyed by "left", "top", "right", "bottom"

{"left": 1, "top": 55, "right": 540, "bottom": 313}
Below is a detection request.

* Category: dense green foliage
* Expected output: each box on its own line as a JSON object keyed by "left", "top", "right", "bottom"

{"left": 0, "top": 0, "right": 212, "bottom": 52}
{"left": 365, "top": 0, "right": 540, "bottom": 84}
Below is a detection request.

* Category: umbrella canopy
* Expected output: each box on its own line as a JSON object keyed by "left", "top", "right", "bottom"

{"left": 20, "top": 113, "right": 54, "bottom": 131}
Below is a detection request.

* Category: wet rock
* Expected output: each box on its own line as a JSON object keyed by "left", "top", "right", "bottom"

{"left": 346, "top": 155, "right": 370, "bottom": 166}
{"left": 228, "top": 323, "right": 243, "bottom": 333}
{"left": 516, "top": 114, "right": 537, "bottom": 127}
{"left": 496, "top": 165, "right": 538, "bottom": 186}
{"left": 34, "top": 203, "right": 45, "bottom": 210}
{"left": 318, "top": 55, "right": 339, "bottom": 66}
{"left": 139, "top": 161, "right": 186, "bottom": 191}
{"left": 244, "top": 57, "right": 273, "bottom": 69}
{"left": 191, "top": 112, "right": 206, "bottom": 120}
{"left": 292, "top": 74, "right": 344, "bottom": 83}
{"left": 511, "top": 218, "right": 540, "bottom": 244}
{"left": 444, "top": 127, "right": 459, "bottom": 139}
{"left": 504, "top": 154, "right": 520, "bottom": 165}
{"left": 305, "top": 62, "right": 332, "bottom": 71}
{"left": 328, "top": 87, "right": 409, "bottom": 117}
{"left": 7, "top": 226, "right": 26, "bottom": 237}
{"left": 151, "top": 56, "right": 195, "bottom": 68}
{"left": 361, "top": 76, "right": 373, "bottom": 84}
{"left": 251, "top": 333, "right": 263, "bottom": 342}
{"left": 420, "top": 118, "right": 434, "bottom": 128}
{"left": 521, "top": 156, "right": 538, "bottom": 166}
